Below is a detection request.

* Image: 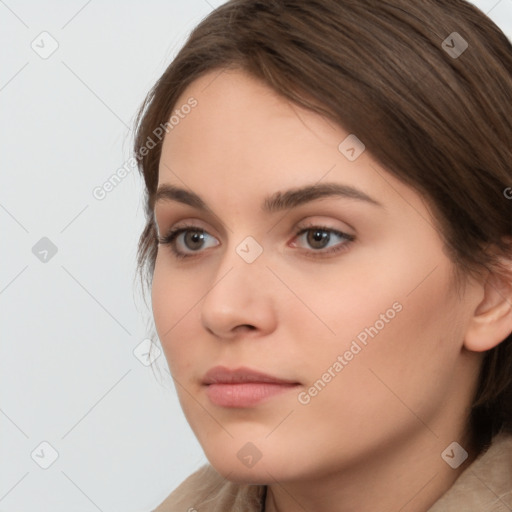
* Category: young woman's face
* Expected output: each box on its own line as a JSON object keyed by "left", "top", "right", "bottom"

{"left": 151, "top": 69, "right": 481, "bottom": 484}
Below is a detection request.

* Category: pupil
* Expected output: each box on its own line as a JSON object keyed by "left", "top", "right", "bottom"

{"left": 309, "top": 230, "right": 329, "bottom": 248}
{"left": 187, "top": 231, "right": 204, "bottom": 249}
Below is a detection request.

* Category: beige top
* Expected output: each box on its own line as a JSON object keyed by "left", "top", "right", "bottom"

{"left": 153, "top": 433, "right": 512, "bottom": 511}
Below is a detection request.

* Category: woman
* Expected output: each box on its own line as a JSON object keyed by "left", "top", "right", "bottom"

{"left": 133, "top": 1, "right": 512, "bottom": 510}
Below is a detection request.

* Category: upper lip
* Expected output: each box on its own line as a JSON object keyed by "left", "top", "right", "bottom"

{"left": 202, "top": 366, "right": 299, "bottom": 385}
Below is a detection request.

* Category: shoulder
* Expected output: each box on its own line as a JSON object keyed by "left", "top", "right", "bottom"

{"left": 152, "top": 464, "right": 265, "bottom": 512}
{"left": 428, "top": 432, "right": 512, "bottom": 511}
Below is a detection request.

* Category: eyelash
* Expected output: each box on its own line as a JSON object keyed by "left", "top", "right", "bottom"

{"left": 157, "top": 223, "right": 355, "bottom": 260}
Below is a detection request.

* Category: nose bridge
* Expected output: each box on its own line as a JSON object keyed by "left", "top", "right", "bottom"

{"left": 213, "top": 230, "right": 267, "bottom": 286}
{"left": 200, "top": 233, "right": 276, "bottom": 336}
{"left": 205, "top": 234, "right": 267, "bottom": 308}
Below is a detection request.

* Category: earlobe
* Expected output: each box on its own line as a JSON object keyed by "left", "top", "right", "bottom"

{"left": 464, "top": 270, "right": 512, "bottom": 353}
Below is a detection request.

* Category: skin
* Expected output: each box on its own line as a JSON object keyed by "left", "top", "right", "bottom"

{"left": 151, "top": 69, "right": 511, "bottom": 512}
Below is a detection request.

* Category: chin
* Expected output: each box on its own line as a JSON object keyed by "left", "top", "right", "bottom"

{"left": 201, "top": 442, "right": 308, "bottom": 485}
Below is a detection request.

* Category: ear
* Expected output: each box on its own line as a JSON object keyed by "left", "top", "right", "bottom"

{"left": 464, "top": 266, "right": 512, "bottom": 352}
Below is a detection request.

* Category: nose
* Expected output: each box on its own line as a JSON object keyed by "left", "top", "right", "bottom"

{"left": 200, "top": 242, "right": 278, "bottom": 340}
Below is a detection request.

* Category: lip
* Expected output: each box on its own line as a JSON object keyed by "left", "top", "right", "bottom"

{"left": 202, "top": 366, "right": 299, "bottom": 385}
{"left": 202, "top": 366, "right": 300, "bottom": 408}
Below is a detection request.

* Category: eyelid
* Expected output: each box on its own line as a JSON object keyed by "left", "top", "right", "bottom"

{"left": 154, "top": 208, "right": 228, "bottom": 239}
{"left": 293, "top": 218, "right": 355, "bottom": 237}
{"left": 156, "top": 216, "right": 216, "bottom": 238}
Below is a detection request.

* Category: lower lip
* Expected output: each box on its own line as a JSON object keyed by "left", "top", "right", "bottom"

{"left": 205, "top": 382, "right": 299, "bottom": 407}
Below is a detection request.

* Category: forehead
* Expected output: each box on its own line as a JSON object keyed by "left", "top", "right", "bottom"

{"left": 168, "top": 68, "right": 342, "bottom": 149}
{"left": 174, "top": 68, "right": 302, "bottom": 125}
{"left": 155, "top": 69, "right": 427, "bottom": 226}
{"left": 159, "top": 69, "right": 356, "bottom": 185}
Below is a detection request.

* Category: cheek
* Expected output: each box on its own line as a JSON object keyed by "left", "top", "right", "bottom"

{"left": 269, "top": 252, "right": 405, "bottom": 362}
{"left": 151, "top": 255, "right": 204, "bottom": 373}
{"left": 333, "top": 272, "right": 460, "bottom": 421}
{"left": 281, "top": 238, "right": 462, "bottom": 405}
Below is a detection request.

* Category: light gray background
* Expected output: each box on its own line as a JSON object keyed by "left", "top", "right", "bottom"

{"left": 1, "top": 1, "right": 511, "bottom": 511}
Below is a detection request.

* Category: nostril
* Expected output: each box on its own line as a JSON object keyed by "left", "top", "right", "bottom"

{"left": 239, "top": 324, "right": 256, "bottom": 331}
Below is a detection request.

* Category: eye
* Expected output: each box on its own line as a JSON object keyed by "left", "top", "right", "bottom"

{"left": 157, "top": 224, "right": 219, "bottom": 259}
{"left": 157, "top": 223, "right": 355, "bottom": 260}
{"left": 291, "top": 225, "right": 355, "bottom": 256}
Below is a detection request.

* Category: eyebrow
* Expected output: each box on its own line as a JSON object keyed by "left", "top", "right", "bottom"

{"left": 153, "top": 182, "right": 383, "bottom": 213}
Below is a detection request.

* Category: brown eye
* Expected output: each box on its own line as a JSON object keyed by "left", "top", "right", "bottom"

{"left": 307, "top": 229, "right": 331, "bottom": 249}
{"left": 292, "top": 226, "right": 355, "bottom": 257}
{"left": 157, "top": 225, "right": 220, "bottom": 259}
{"left": 183, "top": 230, "right": 207, "bottom": 251}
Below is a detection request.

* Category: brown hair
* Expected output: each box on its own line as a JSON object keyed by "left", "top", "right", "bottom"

{"left": 133, "top": 0, "right": 512, "bottom": 449}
